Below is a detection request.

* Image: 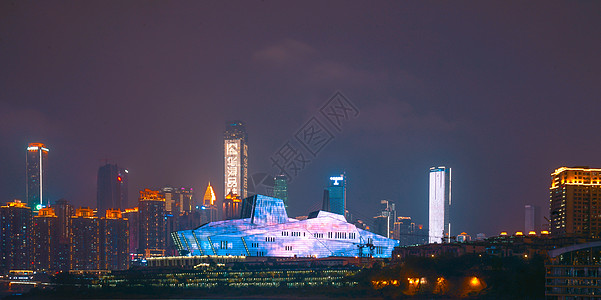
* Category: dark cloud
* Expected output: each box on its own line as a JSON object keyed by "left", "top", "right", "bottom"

{"left": 1, "top": 1, "right": 601, "bottom": 237}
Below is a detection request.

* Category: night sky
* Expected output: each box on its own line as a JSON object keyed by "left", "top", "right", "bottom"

{"left": 2, "top": 1, "right": 601, "bottom": 237}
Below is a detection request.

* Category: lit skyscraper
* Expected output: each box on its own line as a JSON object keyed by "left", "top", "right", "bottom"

{"left": 550, "top": 166, "right": 601, "bottom": 237}
{"left": 224, "top": 121, "right": 248, "bottom": 210}
{"left": 0, "top": 200, "right": 32, "bottom": 272}
{"left": 327, "top": 174, "right": 346, "bottom": 216}
{"left": 97, "top": 163, "right": 128, "bottom": 216}
{"left": 202, "top": 182, "right": 218, "bottom": 222}
{"left": 273, "top": 175, "right": 288, "bottom": 207}
{"left": 138, "top": 189, "right": 166, "bottom": 257}
{"left": 70, "top": 207, "right": 100, "bottom": 270}
{"left": 26, "top": 143, "right": 49, "bottom": 210}
{"left": 428, "top": 166, "right": 451, "bottom": 243}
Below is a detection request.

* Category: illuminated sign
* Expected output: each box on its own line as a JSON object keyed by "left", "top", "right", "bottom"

{"left": 330, "top": 175, "right": 344, "bottom": 185}
{"left": 225, "top": 140, "right": 241, "bottom": 195}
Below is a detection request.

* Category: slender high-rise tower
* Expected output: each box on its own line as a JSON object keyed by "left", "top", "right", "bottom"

{"left": 26, "top": 143, "right": 49, "bottom": 210}
{"left": 224, "top": 121, "right": 248, "bottom": 217}
{"left": 97, "top": 164, "right": 128, "bottom": 216}
{"left": 327, "top": 174, "right": 346, "bottom": 216}
{"left": 273, "top": 175, "right": 288, "bottom": 207}
{"left": 428, "top": 166, "right": 451, "bottom": 243}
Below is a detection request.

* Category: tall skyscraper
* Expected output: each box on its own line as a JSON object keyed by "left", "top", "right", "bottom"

{"left": 33, "top": 207, "right": 59, "bottom": 272}
{"left": 138, "top": 189, "right": 166, "bottom": 257}
{"left": 224, "top": 121, "right": 248, "bottom": 213}
{"left": 97, "top": 163, "right": 128, "bottom": 216}
{"left": 0, "top": 200, "right": 32, "bottom": 272}
{"left": 26, "top": 143, "right": 49, "bottom": 210}
{"left": 428, "top": 166, "right": 451, "bottom": 243}
{"left": 70, "top": 207, "right": 100, "bottom": 270}
{"left": 327, "top": 174, "right": 346, "bottom": 216}
{"left": 550, "top": 166, "right": 601, "bottom": 237}
{"left": 525, "top": 204, "right": 540, "bottom": 233}
{"left": 273, "top": 175, "right": 288, "bottom": 207}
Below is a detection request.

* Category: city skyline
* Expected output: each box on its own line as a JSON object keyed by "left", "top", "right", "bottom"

{"left": 2, "top": 2, "right": 601, "bottom": 237}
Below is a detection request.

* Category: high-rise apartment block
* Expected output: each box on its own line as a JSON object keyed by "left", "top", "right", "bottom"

{"left": 138, "top": 189, "right": 166, "bottom": 257}
{"left": 224, "top": 121, "right": 248, "bottom": 215}
{"left": 273, "top": 175, "right": 288, "bottom": 207}
{"left": 327, "top": 174, "right": 346, "bottom": 216}
{"left": 70, "top": 208, "right": 100, "bottom": 270}
{"left": 33, "top": 207, "right": 59, "bottom": 272}
{"left": 0, "top": 200, "right": 32, "bottom": 272}
{"left": 26, "top": 143, "right": 49, "bottom": 210}
{"left": 429, "top": 166, "right": 451, "bottom": 243}
{"left": 550, "top": 167, "right": 601, "bottom": 237}
{"left": 122, "top": 207, "right": 139, "bottom": 254}
{"left": 97, "top": 163, "right": 128, "bottom": 216}
{"left": 100, "top": 209, "right": 129, "bottom": 270}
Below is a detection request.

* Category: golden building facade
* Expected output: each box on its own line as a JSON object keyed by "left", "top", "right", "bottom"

{"left": 550, "top": 167, "right": 601, "bottom": 237}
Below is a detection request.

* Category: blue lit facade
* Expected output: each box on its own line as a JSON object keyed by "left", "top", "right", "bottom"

{"left": 172, "top": 195, "right": 398, "bottom": 258}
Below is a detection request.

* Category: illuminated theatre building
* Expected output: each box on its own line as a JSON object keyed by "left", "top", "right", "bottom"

{"left": 172, "top": 195, "right": 399, "bottom": 258}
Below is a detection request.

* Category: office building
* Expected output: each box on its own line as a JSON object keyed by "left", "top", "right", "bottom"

{"left": 525, "top": 204, "right": 540, "bottom": 233}
{"left": 0, "top": 200, "right": 32, "bottom": 272}
{"left": 222, "top": 191, "right": 242, "bottom": 220}
{"left": 429, "top": 166, "right": 451, "bottom": 243}
{"left": 160, "top": 186, "right": 194, "bottom": 215}
{"left": 224, "top": 121, "right": 248, "bottom": 212}
{"left": 33, "top": 207, "right": 59, "bottom": 272}
{"left": 394, "top": 216, "right": 416, "bottom": 246}
{"left": 138, "top": 189, "right": 166, "bottom": 257}
{"left": 97, "top": 163, "right": 128, "bottom": 216}
{"left": 173, "top": 195, "right": 398, "bottom": 258}
{"left": 70, "top": 207, "right": 100, "bottom": 270}
{"left": 26, "top": 143, "right": 49, "bottom": 210}
{"left": 274, "top": 175, "right": 288, "bottom": 207}
{"left": 550, "top": 166, "right": 601, "bottom": 237}
{"left": 327, "top": 174, "right": 346, "bottom": 216}
{"left": 100, "top": 209, "right": 129, "bottom": 270}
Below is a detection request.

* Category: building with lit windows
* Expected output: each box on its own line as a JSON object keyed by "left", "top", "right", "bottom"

{"left": 0, "top": 200, "right": 32, "bottom": 272}
{"left": 97, "top": 163, "right": 128, "bottom": 216}
{"left": 160, "top": 186, "right": 194, "bottom": 215}
{"left": 122, "top": 207, "right": 139, "bottom": 254}
{"left": 33, "top": 207, "right": 59, "bottom": 272}
{"left": 327, "top": 174, "right": 346, "bottom": 216}
{"left": 70, "top": 207, "right": 100, "bottom": 270}
{"left": 51, "top": 198, "right": 73, "bottom": 271}
{"left": 550, "top": 166, "right": 601, "bottom": 237}
{"left": 222, "top": 191, "right": 242, "bottom": 220}
{"left": 429, "top": 166, "right": 451, "bottom": 243}
{"left": 274, "top": 175, "right": 288, "bottom": 207}
{"left": 26, "top": 143, "right": 49, "bottom": 210}
{"left": 224, "top": 121, "right": 248, "bottom": 216}
{"left": 138, "top": 189, "right": 165, "bottom": 257}
{"left": 172, "top": 195, "right": 398, "bottom": 258}
{"left": 100, "top": 209, "right": 129, "bottom": 270}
